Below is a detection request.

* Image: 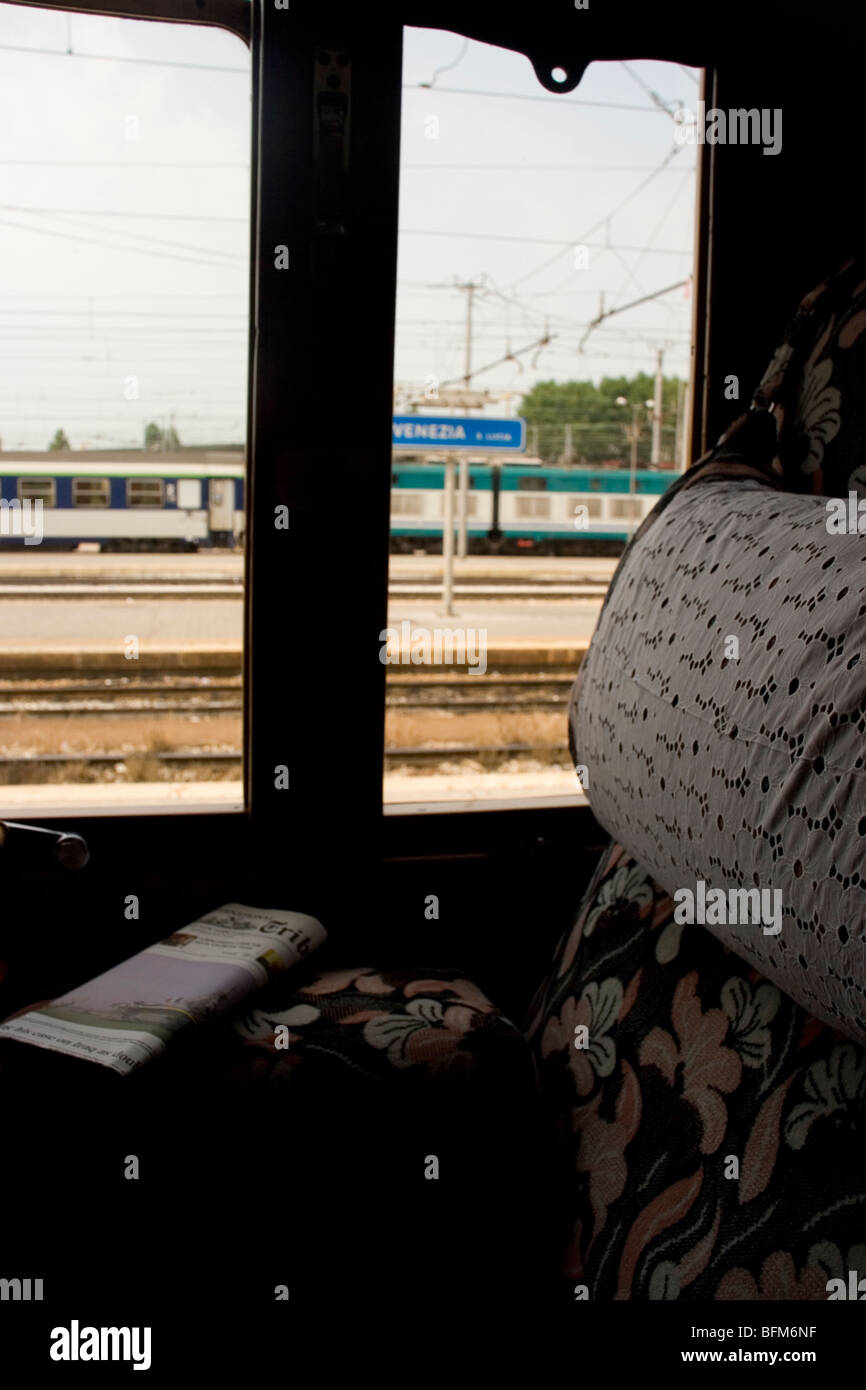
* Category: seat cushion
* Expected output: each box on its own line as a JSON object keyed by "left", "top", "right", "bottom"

{"left": 213, "top": 963, "right": 536, "bottom": 1093}
{"left": 526, "top": 841, "right": 866, "bottom": 1300}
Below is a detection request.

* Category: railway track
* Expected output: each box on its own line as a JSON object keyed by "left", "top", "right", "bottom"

{"left": 0, "top": 670, "right": 576, "bottom": 778}
{"left": 0, "top": 676, "right": 243, "bottom": 717}
{"left": 0, "top": 698, "right": 243, "bottom": 716}
{"left": 0, "top": 673, "right": 575, "bottom": 716}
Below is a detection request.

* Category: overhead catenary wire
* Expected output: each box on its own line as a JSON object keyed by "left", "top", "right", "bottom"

{"left": 618, "top": 62, "right": 681, "bottom": 117}
{"left": 399, "top": 162, "right": 692, "bottom": 172}
{"left": 0, "top": 160, "right": 249, "bottom": 168}
{"left": 0, "top": 30, "right": 697, "bottom": 451}
{"left": 400, "top": 230, "right": 689, "bottom": 254}
{"left": 505, "top": 145, "right": 686, "bottom": 290}
{"left": 0, "top": 216, "right": 246, "bottom": 269}
{"left": 0, "top": 203, "right": 244, "bottom": 259}
{"left": 0, "top": 41, "right": 248, "bottom": 74}
{"left": 403, "top": 84, "right": 663, "bottom": 112}
{"left": 417, "top": 36, "right": 470, "bottom": 88}
{"left": 0, "top": 204, "right": 247, "bottom": 223}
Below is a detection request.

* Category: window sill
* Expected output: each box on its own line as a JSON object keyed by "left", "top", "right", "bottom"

{"left": 0, "top": 781, "right": 244, "bottom": 820}
{"left": 384, "top": 789, "right": 588, "bottom": 815}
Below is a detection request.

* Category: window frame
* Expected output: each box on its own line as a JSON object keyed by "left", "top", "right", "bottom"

{"left": 3, "top": 0, "right": 711, "bottom": 901}
{"left": 0, "top": 0, "right": 255, "bottom": 890}
{"left": 72, "top": 477, "right": 111, "bottom": 508}
{"left": 18, "top": 476, "right": 56, "bottom": 505}
{"left": 391, "top": 490, "right": 426, "bottom": 517}
{"left": 514, "top": 493, "right": 551, "bottom": 519}
{"left": 608, "top": 495, "right": 644, "bottom": 520}
{"left": 126, "top": 478, "right": 166, "bottom": 509}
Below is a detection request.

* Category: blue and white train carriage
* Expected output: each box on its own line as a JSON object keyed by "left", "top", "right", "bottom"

{"left": 0, "top": 454, "right": 245, "bottom": 550}
{"left": 389, "top": 461, "right": 674, "bottom": 554}
{"left": 0, "top": 452, "right": 675, "bottom": 553}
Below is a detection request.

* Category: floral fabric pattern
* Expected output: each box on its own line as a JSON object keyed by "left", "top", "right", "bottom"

{"left": 217, "top": 964, "right": 534, "bottom": 1091}
{"left": 527, "top": 848, "right": 866, "bottom": 1300}
{"left": 710, "top": 257, "right": 866, "bottom": 499}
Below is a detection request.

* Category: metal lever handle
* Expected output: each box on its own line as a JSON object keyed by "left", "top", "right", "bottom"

{"left": 0, "top": 821, "right": 90, "bottom": 870}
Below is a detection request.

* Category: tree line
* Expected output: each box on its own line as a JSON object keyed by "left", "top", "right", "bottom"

{"left": 519, "top": 374, "right": 686, "bottom": 466}
{"left": 46, "top": 422, "right": 182, "bottom": 452}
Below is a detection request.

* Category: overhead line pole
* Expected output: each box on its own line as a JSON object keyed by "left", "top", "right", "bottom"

{"left": 651, "top": 347, "right": 664, "bottom": 465}
{"left": 578, "top": 279, "right": 688, "bottom": 353}
{"left": 456, "top": 278, "right": 484, "bottom": 561}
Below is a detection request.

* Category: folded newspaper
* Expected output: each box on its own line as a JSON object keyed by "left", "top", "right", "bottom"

{"left": 0, "top": 903, "right": 326, "bottom": 1076}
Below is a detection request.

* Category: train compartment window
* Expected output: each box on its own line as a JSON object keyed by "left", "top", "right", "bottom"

{"left": 514, "top": 494, "right": 551, "bottom": 519}
{"left": 609, "top": 496, "right": 645, "bottom": 520}
{"left": 18, "top": 476, "right": 56, "bottom": 506}
{"left": 391, "top": 491, "right": 426, "bottom": 516}
{"left": 439, "top": 492, "right": 478, "bottom": 517}
{"left": 0, "top": 4, "right": 250, "bottom": 817}
{"left": 72, "top": 478, "right": 110, "bottom": 508}
{"left": 385, "top": 31, "right": 699, "bottom": 808}
{"left": 127, "top": 478, "right": 166, "bottom": 508}
{"left": 568, "top": 495, "right": 603, "bottom": 519}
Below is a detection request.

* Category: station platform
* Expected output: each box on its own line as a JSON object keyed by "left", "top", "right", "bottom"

{"left": 0, "top": 552, "right": 618, "bottom": 583}
{"left": 0, "top": 639, "right": 588, "bottom": 673}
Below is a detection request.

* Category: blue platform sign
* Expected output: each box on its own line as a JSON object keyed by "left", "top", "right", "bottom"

{"left": 392, "top": 415, "right": 526, "bottom": 452}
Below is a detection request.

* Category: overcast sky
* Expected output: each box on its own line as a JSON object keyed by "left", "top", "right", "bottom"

{"left": 0, "top": 9, "right": 698, "bottom": 450}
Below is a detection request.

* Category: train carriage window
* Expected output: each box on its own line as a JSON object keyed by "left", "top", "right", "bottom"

{"left": 391, "top": 491, "right": 426, "bottom": 517}
{"left": 439, "top": 492, "right": 478, "bottom": 517}
{"left": 127, "top": 479, "right": 165, "bottom": 508}
{"left": 514, "top": 495, "right": 551, "bottom": 519}
{"left": 0, "top": 3, "right": 250, "bottom": 817}
{"left": 72, "top": 478, "right": 110, "bottom": 507}
{"left": 568, "top": 495, "right": 603, "bottom": 519}
{"left": 18, "top": 476, "right": 56, "bottom": 506}
{"left": 608, "top": 495, "right": 645, "bottom": 520}
{"left": 385, "top": 31, "right": 700, "bottom": 807}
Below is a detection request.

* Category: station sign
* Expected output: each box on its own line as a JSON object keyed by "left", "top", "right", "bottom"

{"left": 392, "top": 415, "right": 526, "bottom": 452}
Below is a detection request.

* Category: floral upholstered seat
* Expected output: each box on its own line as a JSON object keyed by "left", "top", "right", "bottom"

{"left": 525, "top": 844, "right": 866, "bottom": 1300}
{"left": 214, "top": 963, "right": 535, "bottom": 1093}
